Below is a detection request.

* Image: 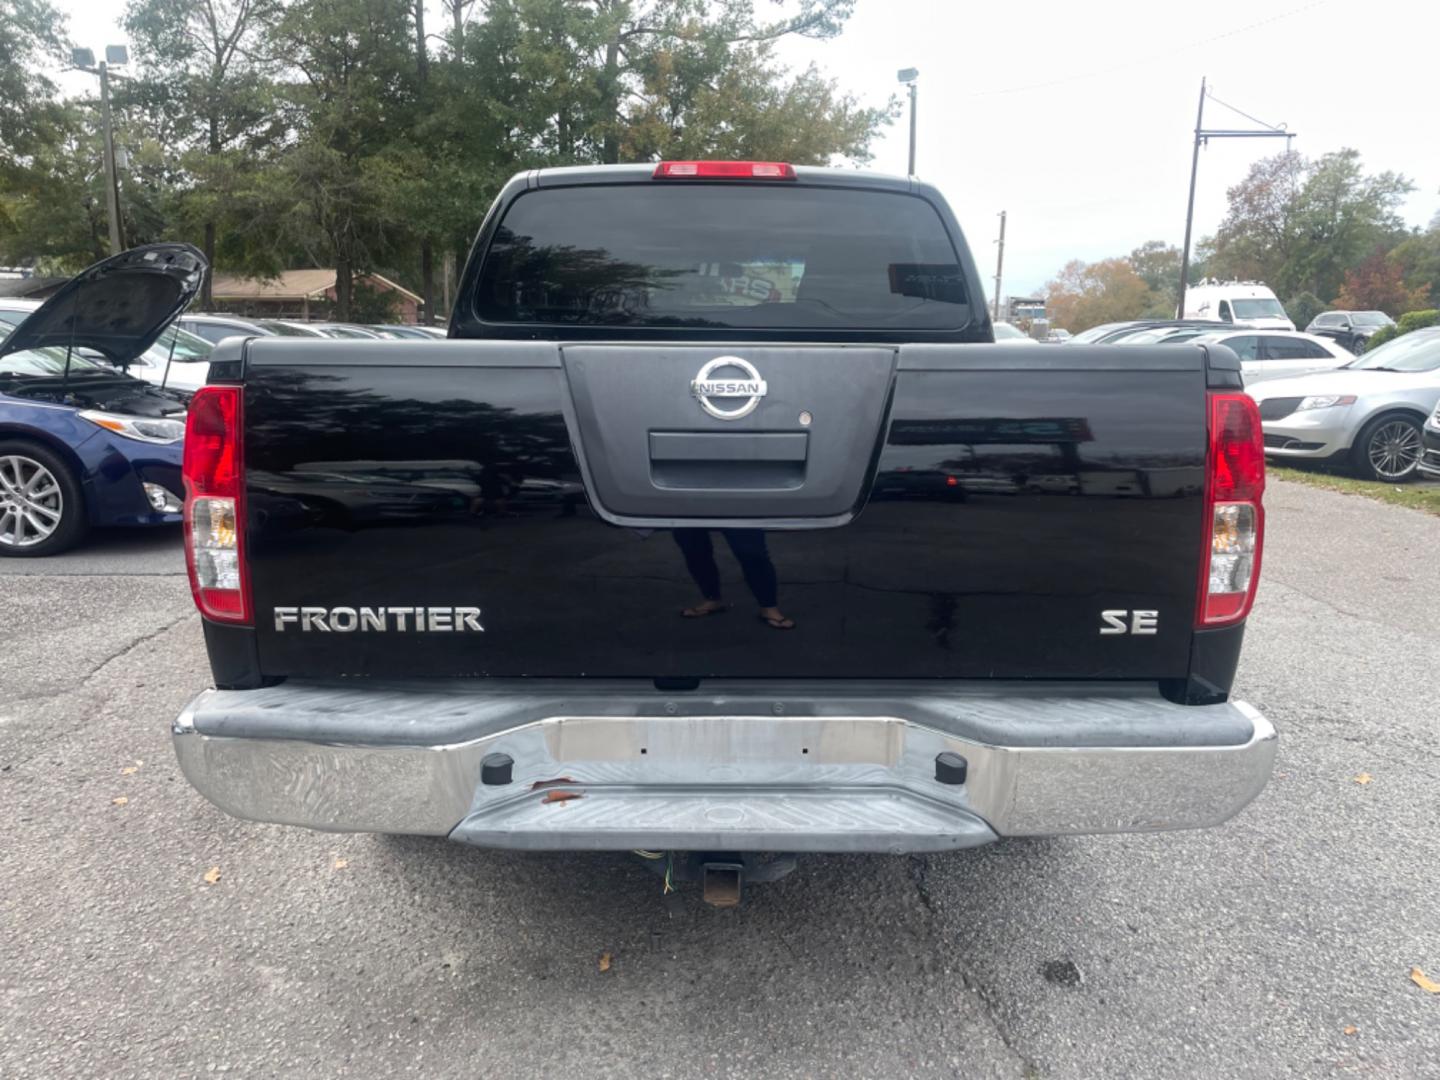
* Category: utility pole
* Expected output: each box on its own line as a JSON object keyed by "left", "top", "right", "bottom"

{"left": 97, "top": 62, "right": 123, "bottom": 255}
{"left": 72, "top": 46, "right": 128, "bottom": 256}
{"left": 1176, "top": 79, "right": 1206, "bottom": 322}
{"left": 993, "top": 210, "right": 1007, "bottom": 322}
{"left": 1176, "top": 77, "right": 1295, "bottom": 319}
{"left": 898, "top": 68, "right": 919, "bottom": 175}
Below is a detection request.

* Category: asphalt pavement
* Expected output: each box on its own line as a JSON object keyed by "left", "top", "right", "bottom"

{"left": 2, "top": 482, "right": 1438, "bottom": 1079}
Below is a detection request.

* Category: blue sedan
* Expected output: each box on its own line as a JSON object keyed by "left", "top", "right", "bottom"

{"left": 0, "top": 338, "right": 186, "bottom": 555}
{"left": 0, "top": 241, "right": 206, "bottom": 556}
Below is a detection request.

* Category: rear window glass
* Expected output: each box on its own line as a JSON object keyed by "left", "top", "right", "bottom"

{"left": 473, "top": 184, "right": 970, "bottom": 330}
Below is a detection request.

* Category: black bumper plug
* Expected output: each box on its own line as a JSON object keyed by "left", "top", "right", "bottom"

{"left": 935, "top": 751, "right": 968, "bottom": 785}
{"left": 481, "top": 753, "right": 515, "bottom": 786}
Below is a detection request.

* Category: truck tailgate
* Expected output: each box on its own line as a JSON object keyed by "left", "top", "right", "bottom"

{"left": 241, "top": 339, "right": 1207, "bottom": 681}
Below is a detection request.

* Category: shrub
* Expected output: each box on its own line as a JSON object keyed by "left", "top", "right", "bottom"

{"left": 1396, "top": 309, "right": 1440, "bottom": 334}
{"left": 1367, "top": 324, "right": 1398, "bottom": 348}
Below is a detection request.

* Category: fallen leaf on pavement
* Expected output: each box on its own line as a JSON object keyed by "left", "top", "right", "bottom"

{"left": 542, "top": 789, "right": 582, "bottom": 804}
{"left": 111, "top": 796, "right": 128, "bottom": 806}
{"left": 1353, "top": 772, "right": 1373, "bottom": 785}
{"left": 203, "top": 866, "right": 222, "bottom": 885}
{"left": 1343, "top": 1025, "right": 1358, "bottom": 1036}
{"left": 1411, "top": 967, "right": 1440, "bottom": 993}
{"left": 599, "top": 952, "right": 612, "bottom": 973}
{"left": 121, "top": 766, "right": 138, "bottom": 776}
{"left": 333, "top": 858, "right": 348, "bottom": 870}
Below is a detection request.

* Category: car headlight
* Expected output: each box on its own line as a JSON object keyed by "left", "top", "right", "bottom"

{"left": 1296, "top": 395, "right": 1357, "bottom": 411}
{"left": 78, "top": 409, "right": 186, "bottom": 445}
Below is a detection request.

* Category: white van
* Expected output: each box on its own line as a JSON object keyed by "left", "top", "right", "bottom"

{"left": 1180, "top": 280, "right": 1294, "bottom": 330}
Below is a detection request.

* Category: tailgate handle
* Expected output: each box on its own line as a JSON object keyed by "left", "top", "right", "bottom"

{"left": 648, "top": 431, "right": 808, "bottom": 463}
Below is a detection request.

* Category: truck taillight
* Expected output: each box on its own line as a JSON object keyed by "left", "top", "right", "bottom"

{"left": 182, "top": 385, "right": 250, "bottom": 624}
{"left": 1199, "top": 392, "right": 1265, "bottom": 626}
{"left": 652, "top": 160, "right": 797, "bottom": 180}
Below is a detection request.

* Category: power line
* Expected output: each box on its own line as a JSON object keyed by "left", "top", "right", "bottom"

{"left": 1204, "top": 90, "right": 1287, "bottom": 135}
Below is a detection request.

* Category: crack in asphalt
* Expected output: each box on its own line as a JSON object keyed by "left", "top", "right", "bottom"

{"left": 0, "top": 611, "right": 199, "bottom": 713}
{"left": 906, "top": 854, "right": 1043, "bottom": 1078}
{"left": 1262, "top": 576, "right": 1438, "bottom": 641}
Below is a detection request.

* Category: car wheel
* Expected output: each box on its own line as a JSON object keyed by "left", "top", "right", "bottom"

{"left": 1351, "top": 414, "right": 1424, "bottom": 483}
{"left": 1350, "top": 336, "right": 1366, "bottom": 355}
{"left": 0, "top": 441, "right": 88, "bottom": 557}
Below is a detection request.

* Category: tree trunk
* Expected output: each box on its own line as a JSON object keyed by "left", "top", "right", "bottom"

{"left": 203, "top": 109, "right": 221, "bottom": 309}
{"left": 421, "top": 240, "right": 434, "bottom": 324}
{"left": 415, "top": 0, "right": 432, "bottom": 324}
{"left": 442, "top": 249, "right": 455, "bottom": 324}
{"left": 414, "top": 0, "right": 428, "bottom": 82}
{"left": 335, "top": 253, "right": 353, "bottom": 322}
{"left": 452, "top": 0, "right": 463, "bottom": 43}
{"left": 602, "top": 36, "right": 621, "bottom": 165}
{"left": 202, "top": 221, "right": 216, "bottom": 308}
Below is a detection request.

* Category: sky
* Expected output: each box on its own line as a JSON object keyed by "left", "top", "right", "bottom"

{"left": 50, "top": 0, "right": 1440, "bottom": 299}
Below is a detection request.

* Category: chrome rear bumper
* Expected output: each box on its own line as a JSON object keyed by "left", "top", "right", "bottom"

{"left": 172, "top": 681, "right": 1276, "bottom": 854}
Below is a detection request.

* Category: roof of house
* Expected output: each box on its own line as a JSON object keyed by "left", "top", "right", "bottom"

{"left": 210, "top": 269, "right": 422, "bottom": 304}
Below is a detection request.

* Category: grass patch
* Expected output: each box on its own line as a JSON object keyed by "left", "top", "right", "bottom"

{"left": 1270, "top": 465, "right": 1440, "bottom": 516}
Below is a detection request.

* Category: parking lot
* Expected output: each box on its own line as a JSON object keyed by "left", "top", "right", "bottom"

{"left": 1, "top": 477, "right": 1437, "bottom": 1078}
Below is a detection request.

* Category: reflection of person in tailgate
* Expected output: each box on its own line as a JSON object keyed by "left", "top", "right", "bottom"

{"left": 673, "top": 528, "right": 795, "bottom": 630}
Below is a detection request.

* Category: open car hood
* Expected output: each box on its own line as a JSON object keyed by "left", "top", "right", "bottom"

{"left": 0, "top": 243, "right": 206, "bottom": 367}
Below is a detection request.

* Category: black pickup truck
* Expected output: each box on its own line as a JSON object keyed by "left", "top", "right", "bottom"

{"left": 171, "top": 161, "right": 1275, "bottom": 895}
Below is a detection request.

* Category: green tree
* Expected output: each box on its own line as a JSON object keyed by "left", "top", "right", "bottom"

{"left": 122, "top": 0, "right": 285, "bottom": 303}
{"left": 1205, "top": 151, "right": 1303, "bottom": 287}
{"left": 1206, "top": 149, "right": 1413, "bottom": 300}
{"left": 0, "top": 103, "right": 117, "bottom": 268}
{"left": 0, "top": 0, "right": 67, "bottom": 169}
{"left": 1390, "top": 222, "right": 1440, "bottom": 309}
{"left": 1289, "top": 150, "right": 1413, "bottom": 301}
{"left": 1128, "top": 240, "right": 1184, "bottom": 316}
{"left": 0, "top": 0, "right": 68, "bottom": 247}
{"left": 459, "top": 0, "right": 890, "bottom": 167}
{"left": 261, "top": 0, "right": 421, "bottom": 319}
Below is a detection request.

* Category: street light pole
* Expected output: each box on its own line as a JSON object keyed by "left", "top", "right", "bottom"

{"left": 897, "top": 68, "right": 919, "bottom": 175}
{"left": 72, "top": 46, "right": 129, "bottom": 256}
{"left": 97, "top": 62, "right": 123, "bottom": 255}
{"left": 908, "top": 81, "right": 918, "bottom": 175}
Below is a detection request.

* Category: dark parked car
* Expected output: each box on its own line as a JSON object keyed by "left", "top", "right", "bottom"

{"left": 1306, "top": 310, "right": 1394, "bottom": 355}
{"left": 1420, "top": 397, "right": 1440, "bottom": 480}
{"left": 0, "top": 245, "right": 198, "bottom": 556}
